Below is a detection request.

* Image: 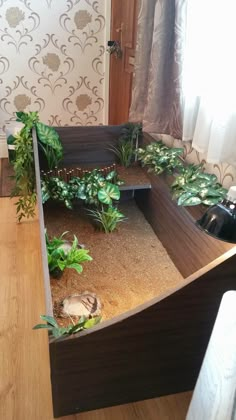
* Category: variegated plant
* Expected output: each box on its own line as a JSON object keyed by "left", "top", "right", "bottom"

{"left": 171, "top": 164, "right": 227, "bottom": 206}
{"left": 137, "top": 140, "right": 184, "bottom": 175}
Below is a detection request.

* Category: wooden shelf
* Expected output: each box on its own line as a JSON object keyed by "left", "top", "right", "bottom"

{"left": 117, "top": 165, "right": 151, "bottom": 191}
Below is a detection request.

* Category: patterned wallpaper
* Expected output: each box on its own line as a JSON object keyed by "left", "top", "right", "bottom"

{"left": 0, "top": 0, "right": 109, "bottom": 155}
{"left": 152, "top": 134, "right": 236, "bottom": 189}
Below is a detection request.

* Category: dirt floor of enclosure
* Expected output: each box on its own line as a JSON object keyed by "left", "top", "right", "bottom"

{"left": 44, "top": 200, "right": 184, "bottom": 326}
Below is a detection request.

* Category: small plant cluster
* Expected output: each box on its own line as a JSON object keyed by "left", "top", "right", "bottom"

{"left": 42, "top": 169, "right": 126, "bottom": 232}
{"left": 10, "top": 111, "right": 63, "bottom": 221}
{"left": 33, "top": 314, "right": 101, "bottom": 339}
{"left": 171, "top": 164, "right": 227, "bottom": 206}
{"left": 137, "top": 140, "right": 227, "bottom": 207}
{"left": 46, "top": 230, "right": 92, "bottom": 278}
{"left": 41, "top": 176, "right": 75, "bottom": 209}
{"left": 109, "top": 122, "right": 142, "bottom": 167}
{"left": 137, "top": 141, "right": 184, "bottom": 175}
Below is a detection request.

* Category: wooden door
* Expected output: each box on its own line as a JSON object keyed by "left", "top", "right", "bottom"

{"left": 109, "top": 0, "right": 138, "bottom": 125}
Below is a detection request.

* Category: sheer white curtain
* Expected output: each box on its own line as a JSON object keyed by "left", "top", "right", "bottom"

{"left": 182, "top": 0, "right": 236, "bottom": 166}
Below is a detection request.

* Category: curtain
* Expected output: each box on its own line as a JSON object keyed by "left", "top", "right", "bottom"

{"left": 129, "top": 0, "right": 187, "bottom": 139}
{"left": 182, "top": 0, "right": 236, "bottom": 166}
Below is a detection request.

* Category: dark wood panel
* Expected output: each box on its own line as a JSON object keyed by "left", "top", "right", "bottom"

{"left": 0, "top": 158, "right": 14, "bottom": 197}
{"left": 50, "top": 251, "right": 236, "bottom": 417}
{"left": 54, "top": 125, "right": 125, "bottom": 167}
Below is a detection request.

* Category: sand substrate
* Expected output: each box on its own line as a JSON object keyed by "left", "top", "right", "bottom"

{"left": 44, "top": 200, "right": 184, "bottom": 326}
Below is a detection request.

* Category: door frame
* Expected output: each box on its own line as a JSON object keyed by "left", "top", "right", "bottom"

{"left": 104, "top": 0, "right": 111, "bottom": 125}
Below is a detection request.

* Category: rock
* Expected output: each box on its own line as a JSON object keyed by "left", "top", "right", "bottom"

{"left": 58, "top": 241, "right": 85, "bottom": 254}
{"left": 58, "top": 241, "right": 71, "bottom": 255}
{"left": 62, "top": 291, "right": 102, "bottom": 318}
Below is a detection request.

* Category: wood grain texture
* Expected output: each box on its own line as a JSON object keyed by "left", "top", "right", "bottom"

{"left": 187, "top": 291, "right": 236, "bottom": 420}
{"left": 109, "top": 0, "right": 138, "bottom": 124}
{"left": 60, "top": 392, "right": 192, "bottom": 420}
{"left": 50, "top": 250, "right": 236, "bottom": 417}
{"left": 52, "top": 125, "right": 125, "bottom": 168}
{"left": 0, "top": 198, "right": 53, "bottom": 420}
{"left": 0, "top": 158, "right": 14, "bottom": 197}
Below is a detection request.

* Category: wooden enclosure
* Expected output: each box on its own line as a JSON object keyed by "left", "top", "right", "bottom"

{"left": 33, "top": 126, "right": 236, "bottom": 418}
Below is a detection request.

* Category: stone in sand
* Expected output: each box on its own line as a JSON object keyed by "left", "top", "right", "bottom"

{"left": 62, "top": 291, "right": 102, "bottom": 317}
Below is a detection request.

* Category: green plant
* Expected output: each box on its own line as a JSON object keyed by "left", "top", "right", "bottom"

{"left": 16, "top": 111, "right": 63, "bottom": 169}
{"left": 109, "top": 139, "right": 136, "bottom": 168}
{"left": 46, "top": 231, "right": 92, "bottom": 276}
{"left": 10, "top": 111, "right": 63, "bottom": 221}
{"left": 33, "top": 314, "right": 101, "bottom": 339}
{"left": 70, "top": 169, "right": 122, "bottom": 207}
{"left": 41, "top": 176, "right": 75, "bottom": 209}
{"left": 137, "top": 141, "right": 184, "bottom": 175}
{"left": 109, "top": 122, "right": 142, "bottom": 167}
{"left": 41, "top": 169, "right": 123, "bottom": 210}
{"left": 171, "top": 164, "right": 227, "bottom": 206}
{"left": 87, "top": 206, "right": 126, "bottom": 233}
{"left": 11, "top": 126, "right": 37, "bottom": 222}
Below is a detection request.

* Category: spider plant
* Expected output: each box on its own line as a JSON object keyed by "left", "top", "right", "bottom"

{"left": 109, "top": 138, "right": 135, "bottom": 167}
{"left": 46, "top": 231, "right": 92, "bottom": 278}
{"left": 33, "top": 314, "right": 101, "bottom": 339}
{"left": 87, "top": 206, "right": 126, "bottom": 233}
{"left": 109, "top": 122, "right": 142, "bottom": 167}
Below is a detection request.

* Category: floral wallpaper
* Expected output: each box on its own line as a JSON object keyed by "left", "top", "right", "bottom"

{"left": 152, "top": 134, "right": 236, "bottom": 189}
{"left": 0, "top": 0, "right": 109, "bottom": 154}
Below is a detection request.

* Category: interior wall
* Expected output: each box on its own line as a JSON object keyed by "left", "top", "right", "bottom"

{"left": 152, "top": 134, "right": 236, "bottom": 189}
{"left": 0, "top": 0, "right": 110, "bottom": 156}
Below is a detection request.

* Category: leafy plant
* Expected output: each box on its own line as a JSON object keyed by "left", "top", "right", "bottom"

{"left": 36, "top": 121, "right": 63, "bottom": 169}
{"left": 97, "top": 182, "right": 120, "bottom": 205}
{"left": 109, "top": 139, "right": 136, "bottom": 168}
{"left": 33, "top": 314, "right": 101, "bottom": 339}
{"left": 46, "top": 231, "right": 92, "bottom": 277}
{"left": 41, "top": 169, "right": 123, "bottom": 210}
{"left": 15, "top": 112, "right": 63, "bottom": 169}
{"left": 69, "top": 169, "right": 122, "bottom": 207}
{"left": 137, "top": 141, "right": 184, "bottom": 175}
{"left": 41, "top": 176, "right": 75, "bottom": 209}
{"left": 10, "top": 111, "right": 63, "bottom": 221}
{"left": 11, "top": 127, "right": 37, "bottom": 222}
{"left": 109, "top": 122, "right": 142, "bottom": 167}
{"left": 171, "top": 164, "right": 227, "bottom": 206}
{"left": 87, "top": 206, "right": 126, "bottom": 233}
